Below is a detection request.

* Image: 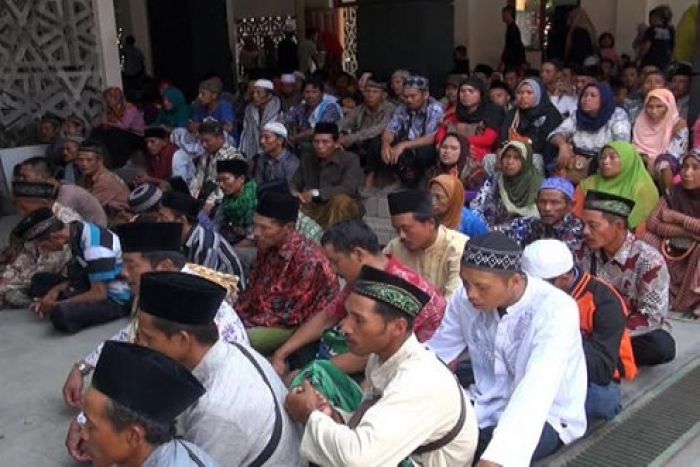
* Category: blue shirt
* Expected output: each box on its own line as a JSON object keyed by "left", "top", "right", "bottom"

{"left": 192, "top": 100, "right": 236, "bottom": 126}
{"left": 386, "top": 97, "right": 445, "bottom": 142}
{"left": 70, "top": 222, "right": 131, "bottom": 304}
{"left": 460, "top": 207, "right": 490, "bottom": 238}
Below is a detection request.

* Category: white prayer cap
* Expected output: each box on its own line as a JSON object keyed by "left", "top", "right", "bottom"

{"left": 280, "top": 73, "right": 296, "bottom": 84}
{"left": 521, "top": 239, "right": 574, "bottom": 280}
{"left": 262, "top": 121, "right": 288, "bottom": 139}
{"left": 253, "top": 79, "right": 274, "bottom": 91}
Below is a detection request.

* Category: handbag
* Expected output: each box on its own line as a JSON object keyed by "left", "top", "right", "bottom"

{"left": 508, "top": 111, "right": 532, "bottom": 145}
{"left": 565, "top": 155, "right": 592, "bottom": 184}
{"left": 662, "top": 237, "right": 696, "bottom": 261}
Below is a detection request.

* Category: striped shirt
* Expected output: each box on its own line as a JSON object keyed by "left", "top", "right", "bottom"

{"left": 69, "top": 222, "right": 131, "bottom": 304}
{"left": 184, "top": 224, "right": 247, "bottom": 290}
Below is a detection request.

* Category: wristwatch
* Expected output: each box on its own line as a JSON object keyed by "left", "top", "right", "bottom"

{"left": 75, "top": 361, "right": 92, "bottom": 377}
{"left": 311, "top": 189, "right": 320, "bottom": 199}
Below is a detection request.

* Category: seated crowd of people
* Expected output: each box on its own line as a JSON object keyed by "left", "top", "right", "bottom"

{"left": 4, "top": 6, "right": 700, "bottom": 465}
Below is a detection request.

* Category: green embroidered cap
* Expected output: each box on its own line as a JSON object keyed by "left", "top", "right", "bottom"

{"left": 584, "top": 190, "right": 635, "bottom": 219}
{"left": 353, "top": 266, "right": 430, "bottom": 317}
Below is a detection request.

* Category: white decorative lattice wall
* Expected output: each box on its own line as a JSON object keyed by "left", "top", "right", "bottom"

{"left": 0, "top": 0, "right": 105, "bottom": 148}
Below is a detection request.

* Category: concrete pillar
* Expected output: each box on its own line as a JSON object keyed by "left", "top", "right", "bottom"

{"left": 93, "top": 0, "right": 122, "bottom": 87}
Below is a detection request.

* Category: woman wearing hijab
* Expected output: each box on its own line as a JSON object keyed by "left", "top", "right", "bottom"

{"left": 435, "top": 77, "right": 505, "bottom": 161}
{"left": 97, "top": 87, "right": 145, "bottom": 135}
{"left": 471, "top": 141, "right": 543, "bottom": 227}
{"left": 643, "top": 151, "right": 700, "bottom": 317}
{"left": 153, "top": 87, "right": 192, "bottom": 129}
{"left": 429, "top": 174, "right": 489, "bottom": 238}
{"left": 92, "top": 87, "right": 145, "bottom": 167}
{"left": 565, "top": 7, "right": 598, "bottom": 66}
{"left": 633, "top": 88, "right": 689, "bottom": 191}
{"left": 500, "top": 78, "right": 563, "bottom": 167}
{"left": 573, "top": 141, "right": 659, "bottom": 230}
{"left": 549, "top": 82, "right": 631, "bottom": 181}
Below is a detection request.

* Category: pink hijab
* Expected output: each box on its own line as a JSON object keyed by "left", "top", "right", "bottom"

{"left": 633, "top": 88, "right": 680, "bottom": 164}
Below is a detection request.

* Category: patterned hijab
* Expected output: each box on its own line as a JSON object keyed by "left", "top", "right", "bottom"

{"left": 429, "top": 175, "right": 465, "bottom": 230}
{"left": 497, "top": 141, "right": 543, "bottom": 217}
{"left": 633, "top": 88, "right": 680, "bottom": 161}
{"left": 579, "top": 141, "right": 659, "bottom": 229}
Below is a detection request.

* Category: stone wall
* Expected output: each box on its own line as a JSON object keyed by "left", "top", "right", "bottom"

{"left": 0, "top": 0, "right": 106, "bottom": 148}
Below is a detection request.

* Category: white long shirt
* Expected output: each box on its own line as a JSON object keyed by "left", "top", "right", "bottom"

{"left": 180, "top": 341, "right": 305, "bottom": 467}
{"left": 300, "top": 334, "right": 478, "bottom": 467}
{"left": 427, "top": 277, "right": 587, "bottom": 467}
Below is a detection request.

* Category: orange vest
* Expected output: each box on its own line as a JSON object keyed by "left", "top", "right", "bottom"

{"left": 572, "top": 272, "right": 638, "bottom": 381}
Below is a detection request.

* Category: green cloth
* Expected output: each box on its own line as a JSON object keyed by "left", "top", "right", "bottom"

{"left": 154, "top": 87, "right": 192, "bottom": 128}
{"left": 579, "top": 141, "right": 659, "bottom": 229}
{"left": 290, "top": 359, "right": 363, "bottom": 413}
{"left": 498, "top": 141, "right": 543, "bottom": 217}
{"left": 296, "top": 212, "right": 324, "bottom": 243}
{"left": 247, "top": 326, "right": 295, "bottom": 355}
{"left": 221, "top": 180, "right": 257, "bottom": 228}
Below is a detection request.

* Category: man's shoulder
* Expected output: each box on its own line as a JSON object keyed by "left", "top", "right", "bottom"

{"left": 628, "top": 237, "right": 666, "bottom": 266}
{"left": 443, "top": 226, "right": 469, "bottom": 249}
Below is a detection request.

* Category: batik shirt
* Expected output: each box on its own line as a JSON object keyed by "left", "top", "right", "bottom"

{"left": 577, "top": 232, "right": 670, "bottom": 331}
{"left": 386, "top": 97, "right": 445, "bottom": 142}
{"left": 497, "top": 213, "right": 584, "bottom": 254}
{"left": 0, "top": 203, "right": 81, "bottom": 292}
{"left": 190, "top": 142, "right": 244, "bottom": 205}
{"left": 237, "top": 231, "right": 339, "bottom": 328}
{"left": 327, "top": 256, "right": 447, "bottom": 342}
{"left": 285, "top": 97, "right": 343, "bottom": 133}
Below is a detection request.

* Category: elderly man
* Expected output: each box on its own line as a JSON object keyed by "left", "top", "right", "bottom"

{"left": 240, "top": 79, "right": 282, "bottom": 159}
{"left": 279, "top": 73, "right": 302, "bottom": 111}
{"left": 236, "top": 190, "right": 339, "bottom": 354}
{"left": 498, "top": 177, "right": 584, "bottom": 253}
{"left": 252, "top": 121, "right": 299, "bottom": 187}
{"left": 339, "top": 78, "right": 395, "bottom": 190}
{"left": 285, "top": 265, "right": 478, "bottom": 466}
{"left": 79, "top": 341, "right": 218, "bottom": 466}
{"left": 523, "top": 239, "right": 638, "bottom": 422}
{"left": 577, "top": 190, "right": 675, "bottom": 367}
{"left": 189, "top": 119, "right": 244, "bottom": 213}
{"left": 137, "top": 126, "right": 195, "bottom": 188}
{"left": 25, "top": 208, "right": 131, "bottom": 333}
{"left": 121, "top": 272, "right": 303, "bottom": 466}
{"left": 191, "top": 77, "right": 235, "bottom": 134}
{"left": 381, "top": 75, "right": 444, "bottom": 186}
{"left": 271, "top": 219, "right": 446, "bottom": 377}
{"left": 428, "top": 233, "right": 587, "bottom": 465}
{"left": 0, "top": 182, "right": 82, "bottom": 308}
{"left": 384, "top": 190, "right": 468, "bottom": 298}
{"left": 291, "top": 122, "right": 363, "bottom": 228}
{"left": 75, "top": 140, "right": 132, "bottom": 223}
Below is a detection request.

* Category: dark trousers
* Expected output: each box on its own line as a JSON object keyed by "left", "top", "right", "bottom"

{"left": 632, "top": 330, "right": 676, "bottom": 366}
{"left": 475, "top": 423, "right": 563, "bottom": 465}
{"left": 29, "top": 272, "right": 129, "bottom": 334}
{"left": 394, "top": 144, "right": 437, "bottom": 187}
{"left": 350, "top": 135, "right": 383, "bottom": 173}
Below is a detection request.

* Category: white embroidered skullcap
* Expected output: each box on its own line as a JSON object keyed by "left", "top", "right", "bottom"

{"left": 521, "top": 239, "right": 574, "bottom": 280}
{"left": 253, "top": 79, "right": 274, "bottom": 91}
{"left": 262, "top": 121, "right": 288, "bottom": 139}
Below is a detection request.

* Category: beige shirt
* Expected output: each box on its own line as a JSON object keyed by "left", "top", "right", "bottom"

{"left": 300, "top": 335, "right": 478, "bottom": 466}
{"left": 384, "top": 225, "right": 468, "bottom": 297}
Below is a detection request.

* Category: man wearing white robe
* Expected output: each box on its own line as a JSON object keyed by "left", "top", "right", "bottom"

{"left": 428, "top": 232, "right": 587, "bottom": 466}
{"left": 285, "top": 265, "right": 478, "bottom": 466}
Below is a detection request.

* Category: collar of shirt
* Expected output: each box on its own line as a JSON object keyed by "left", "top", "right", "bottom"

{"left": 192, "top": 339, "right": 226, "bottom": 383}
{"left": 264, "top": 149, "right": 291, "bottom": 164}
{"left": 423, "top": 225, "right": 447, "bottom": 254}
{"left": 599, "top": 231, "right": 635, "bottom": 266}
{"left": 498, "top": 274, "right": 534, "bottom": 320}
{"left": 367, "top": 334, "right": 421, "bottom": 391}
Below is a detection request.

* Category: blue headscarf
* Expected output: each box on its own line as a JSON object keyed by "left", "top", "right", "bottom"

{"left": 575, "top": 82, "right": 616, "bottom": 132}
